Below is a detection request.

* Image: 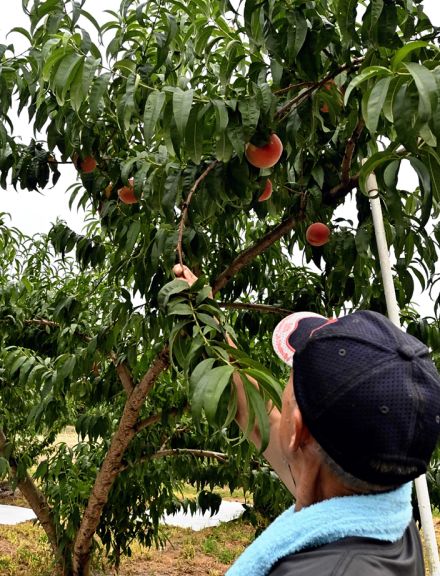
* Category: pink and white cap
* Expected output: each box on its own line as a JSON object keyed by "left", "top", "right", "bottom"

{"left": 272, "top": 311, "right": 330, "bottom": 366}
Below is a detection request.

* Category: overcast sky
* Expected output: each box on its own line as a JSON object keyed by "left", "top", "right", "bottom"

{"left": 1, "top": 1, "right": 439, "bottom": 315}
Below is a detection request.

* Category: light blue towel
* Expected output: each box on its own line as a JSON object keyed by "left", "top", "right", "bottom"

{"left": 227, "top": 482, "right": 412, "bottom": 576}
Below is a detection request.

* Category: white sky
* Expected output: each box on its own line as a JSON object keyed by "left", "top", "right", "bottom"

{"left": 0, "top": 1, "right": 439, "bottom": 315}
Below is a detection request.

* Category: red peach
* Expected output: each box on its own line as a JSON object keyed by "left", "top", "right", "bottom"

{"left": 245, "top": 134, "right": 283, "bottom": 169}
{"left": 306, "top": 222, "right": 331, "bottom": 247}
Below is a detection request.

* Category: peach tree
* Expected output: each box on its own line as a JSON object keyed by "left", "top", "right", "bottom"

{"left": 1, "top": 0, "right": 440, "bottom": 574}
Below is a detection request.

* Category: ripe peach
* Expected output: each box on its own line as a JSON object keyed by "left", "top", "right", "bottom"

{"left": 81, "top": 155, "right": 97, "bottom": 173}
{"left": 258, "top": 179, "right": 273, "bottom": 202}
{"left": 245, "top": 133, "right": 283, "bottom": 169}
{"left": 306, "top": 222, "right": 331, "bottom": 247}
{"left": 117, "top": 178, "right": 138, "bottom": 204}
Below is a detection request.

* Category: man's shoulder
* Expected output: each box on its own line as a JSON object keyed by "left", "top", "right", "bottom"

{"left": 268, "top": 521, "right": 424, "bottom": 576}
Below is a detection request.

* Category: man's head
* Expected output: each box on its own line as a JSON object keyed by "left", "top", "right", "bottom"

{"left": 273, "top": 310, "right": 440, "bottom": 488}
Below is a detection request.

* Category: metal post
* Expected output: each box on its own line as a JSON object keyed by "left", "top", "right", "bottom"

{"left": 366, "top": 167, "right": 440, "bottom": 575}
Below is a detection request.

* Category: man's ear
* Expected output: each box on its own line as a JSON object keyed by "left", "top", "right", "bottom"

{"left": 288, "top": 406, "right": 312, "bottom": 453}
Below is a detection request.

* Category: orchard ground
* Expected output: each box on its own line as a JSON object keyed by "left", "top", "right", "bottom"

{"left": 0, "top": 487, "right": 255, "bottom": 576}
{"left": 0, "top": 490, "right": 440, "bottom": 575}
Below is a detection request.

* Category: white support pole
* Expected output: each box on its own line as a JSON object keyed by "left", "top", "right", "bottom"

{"left": 366, "top": 167, "right": 440, "bottom": 576}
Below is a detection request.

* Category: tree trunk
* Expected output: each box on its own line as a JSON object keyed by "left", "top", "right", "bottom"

{"left": 71, "top": 347, "right": 170, "bottom": 576}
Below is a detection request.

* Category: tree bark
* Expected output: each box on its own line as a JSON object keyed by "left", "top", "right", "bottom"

{"left": 0, "top": 428, "right": 64, "bottom": 575}
{"left": 212, "top": 215, "right": 297, "bottom": 295}
{"left": 71, "top": 346, "right": 170, "bottom": 576}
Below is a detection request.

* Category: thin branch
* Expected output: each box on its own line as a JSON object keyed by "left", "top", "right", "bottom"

{"left": 273, "top": 81, "right": 313, "bottom": 95}
{"left": 134, "top": 408, "right": 179, "bottom": 433}
{"left": 119, "top": 448, "right": 228, "bottom": 473}
{"left": 110, "top": 352, "right": 134, "bottom": 396}
{"left": 176, "top": 160, "right": 219, "bottom": 268}
{"left": 212, "top": 215, "right": 297, "bottom": 295}
{"left": 275, "top": 59, "right": 363, "bottom": 121}
{"left": 219, "top": 301, "right": 292, "bottom": 316}
{"left": 341, "top": 119, "right": 365, "bottom": 185}
{"left": 326, "top": 174, "right": 360, "bottom": 202}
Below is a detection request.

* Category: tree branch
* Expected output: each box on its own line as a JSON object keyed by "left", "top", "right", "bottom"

{"left": 326, "top": 173, "right": 360, "bottom": 202}
{"left": 212, "top": 215, "right": 297, "bottom": 295}
{"left": 72, "top": 346, "right": 170, "bottom": 575}
{"left": 176, "top": 160, "right": 219, "bottom": 267}
{"left": 134, "top": 408, "right": 179, "bottom": 434}
{"left": 110, "top": 352, "right": 134, "bottom": 396}
{"left": 0, "top": 428, "right": 63, "bottom": 574}
{"left": 119, "top": 448, "right": 228, "bottom": 473}
{"left": 219, "top": 301, "right": 292, "bottom": 316}
{"left": 275, "top": 59, "right": 363, "bottom": 121}
{"left": 341, "top": 119, "right": 365, "bottom": 185}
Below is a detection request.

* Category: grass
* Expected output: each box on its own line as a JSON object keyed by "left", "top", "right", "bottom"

{"left": 0, "top": 515, "right": 255, "bottom": 576}
{"left": 2, "top": 497, "right": 440, "bottom": 575}
{"left": 0, "top": 426, "right": 255, "bottom": 574}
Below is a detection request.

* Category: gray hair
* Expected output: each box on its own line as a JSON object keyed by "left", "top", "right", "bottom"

{"left": 314, "top": 443, "right": 400, "bottom": 494}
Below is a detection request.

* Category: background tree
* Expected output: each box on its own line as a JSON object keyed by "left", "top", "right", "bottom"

{"left": 1, "top": 0, "right": 440, "bottom": 574}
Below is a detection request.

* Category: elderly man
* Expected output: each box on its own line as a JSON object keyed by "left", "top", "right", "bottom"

{"left": 173, "top": 264, "right": 440, "bottom": 575}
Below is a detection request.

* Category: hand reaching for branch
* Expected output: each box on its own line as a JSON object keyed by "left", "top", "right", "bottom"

{"left": 172, "top": 264, "right": 199, "bottom": 287}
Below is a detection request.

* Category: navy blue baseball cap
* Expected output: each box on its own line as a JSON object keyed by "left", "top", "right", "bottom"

{"left": 273, "top": 310, "right": 440, "bottom": 486}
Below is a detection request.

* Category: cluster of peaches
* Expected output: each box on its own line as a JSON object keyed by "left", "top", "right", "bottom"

{"left": 74, "top": 133, "right": 330, "bottom": 247}
{"left": 245, "top": 134, "right": 330, "bottom": 247}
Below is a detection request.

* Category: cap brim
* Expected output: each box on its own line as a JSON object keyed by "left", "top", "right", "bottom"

{"left": 272, "top": 312, "right": 329, "bottom": 366}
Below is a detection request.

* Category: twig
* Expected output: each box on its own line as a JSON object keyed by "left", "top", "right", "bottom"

{"left": 273, "top": 81, "right": 313, "bottom": 95}
{"left": 219, "top": 302, "right": 292, "bottom": 316}
{"left": 341, "top": 119, "right": 365, "bottom": 185}
{"left": 275, "top": 59, "right": 363, "bottom": 121}
{"left": 176, "top": 160, "right": 218, "bottom": 268}
{"left": 212, "top": 215, "right": 297, "bottom": 295}
{"left": 326, "top": 174, "right": 360, "bottom": 202}
{"left": 134, "top": 408, "right": 179, "bottom": 433}
{"left": 110, "top": 352, "right": 134, "bottom": 396}
{"left": 119, "top": 448, "right": 228, "bottom": 472}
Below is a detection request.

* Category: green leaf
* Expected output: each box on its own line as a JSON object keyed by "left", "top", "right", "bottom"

{"left": 336, "top": 0, "right": 357, "bottom": 46}
{"left": 391, "top": 41, "right": 429, "bottom": 72}
{"left": 423, "top": 148, "right": 440, "bottom": 202}
{"left": 344, "top": 66, "right": 392, "bottom": 106}
{"left": 359, "top": 150, "right": 400, "bottom": 196}
{"left": 143, "top": 91, "right": 166, "bottom": 144}
{"left": 52, "top": 52, "right": 84, "bottom": 105}
{"left": 189, "top": 358, "right": 216, "bottom": 398}
{"left": 291, "top": 11, "right": 308, "bottom": 58}
{"left": 69, "top": 58, "right": 85, "bottom": 112}
{"left": 125, "top": 220, "right": 141, "bottom": 253}
{"left": 212, "top": 99, "right": 229, "bottom": 133}
{"left": 403, "top": 62, "right": 438, "bottom": 124}
{"left": 195, "top": 312, "right": 220, "bottom": 332}
{"left": 241, "top": 367, "right": 282, "bottom": 410}
{"left": 242, "top": 377, "right": 270, "bottom": 452}
{"left": 186, "top": 105, "right": 206, "bottom": 165}
{"left": 158, "top": 279, "right": 189, "bottom": 309}
{"left": 89, "top": 73, "right": 111, "bottom": 119}
{"left": 238, "top": 99, "right": 260, "bottom": 139}
{"left": 192, "top": 364, "right": 234, "bottom": 423}
{"left": 365, "top": 76, "right": 392, "bottom": 134}
{"left": 173, "top": 88, "right": 194, "bottom": 137}
{"left": 408, "top": 156, "right": 432, "bottom": 228}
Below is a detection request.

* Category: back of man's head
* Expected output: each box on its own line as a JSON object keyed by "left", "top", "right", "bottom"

{"left": 273, "top": 310, "right": 440, "bottom": 488}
